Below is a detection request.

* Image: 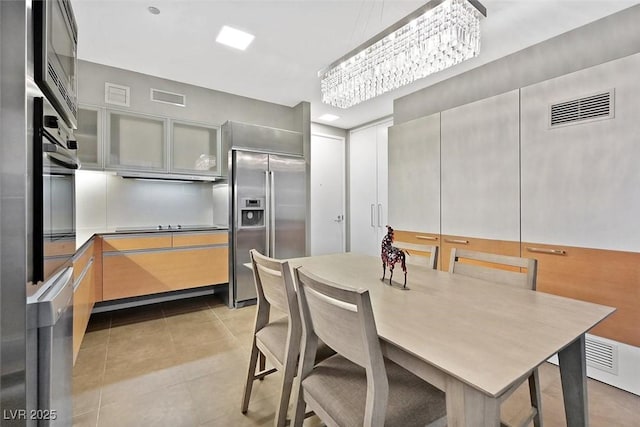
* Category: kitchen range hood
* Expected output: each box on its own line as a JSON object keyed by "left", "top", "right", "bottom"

{"left": 116, "top": 171, "right": 223, "bottom": 182}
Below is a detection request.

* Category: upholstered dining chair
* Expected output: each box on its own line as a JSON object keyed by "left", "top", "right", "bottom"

{"left": 449, "top": 248, "right": 542, "bottom": 427}
{"left": 241, "top": 249, "right": 333, "bottom": 427}
{"left": 291, "top": 266, "right": 447, "bottom": 427}
{"left": 240, "top": 249, "right": 302, "bottom": 427}
{"left": 393, "top": 242, "right": 438, "bottom": 269}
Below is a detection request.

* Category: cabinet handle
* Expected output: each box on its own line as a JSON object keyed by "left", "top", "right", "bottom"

{"left": 370, "top": 204, "right": 375, "bottom": 227}
{"left": 445, "top": 238, "right": 469, "bottom": 244}
{"left": 416, "top": 235, "right": 438, "bottom": 241}
{"left": 526, "top": 247, "right": 567, "bottom": 256}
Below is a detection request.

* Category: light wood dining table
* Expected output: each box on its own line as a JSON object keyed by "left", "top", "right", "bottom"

{"left": 285, "top": 252, "right": 615, "bottom": 427}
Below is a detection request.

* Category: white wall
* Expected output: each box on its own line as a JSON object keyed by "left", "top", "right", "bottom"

{"left": 75, "top": 170, "right": 215, "bottom": 246}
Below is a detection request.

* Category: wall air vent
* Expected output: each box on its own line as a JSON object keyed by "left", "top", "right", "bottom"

{"left": 150, "top": 88, "right": 186, "bottom": 107}
{"left": 585, "top": 336, "right": 618, "bottom": 375}
{"left": 550, "top": 89, "right": 614, "bottom": 128}
{"left": 105, "top": 82, "right": 130, "bottom": 107}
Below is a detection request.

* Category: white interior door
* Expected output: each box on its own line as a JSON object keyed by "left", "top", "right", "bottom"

{"left": 311, "top": 134, "right": 346, "bottom": 255}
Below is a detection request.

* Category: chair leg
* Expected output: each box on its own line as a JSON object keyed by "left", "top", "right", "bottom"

{"left": 291, "top": 385, "right": 307, "bottom": 427}
{"left": 274, "top": 353, "right": 298, "bottom": 427}
{"left": 259, "top": 351, "right": 266, "bottom": 381}
{"left": 241, "top": 338, "right": 261, "bottom": 413}
{"left": 528, "top": 369, "right": 543, "bottom": 427}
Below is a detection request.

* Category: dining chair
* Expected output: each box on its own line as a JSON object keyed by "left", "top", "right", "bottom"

{"left": 291, "top": 266, "right": 447, "bottom": 427}
{"left": 393, "top": 241, "right": 438, "bottom": 269}
{"left": 241, "top": 249, "right": 333, "bottom": 427}
{"left": 240, "top": 249, "right": 302, "bottom": 427}
{"left": 449, "top": 248, "right": 542, "bottom": 427}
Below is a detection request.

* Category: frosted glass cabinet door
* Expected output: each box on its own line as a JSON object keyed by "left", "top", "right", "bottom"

{"left": 107, "top": 111, "right": 166, "bottom": 171}
{"left": 171, "top": 121, "right": 220, "bottom": 175}
{"left": 76, "top": 106, "right": 102, "bottom": 169}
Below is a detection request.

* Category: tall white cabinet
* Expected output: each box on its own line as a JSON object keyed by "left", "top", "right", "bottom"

{"left": 349, "top": 120, "right": 391, "bottom": 256}
{"left": 388, "top": 113, "right": 440, "bottom": 234}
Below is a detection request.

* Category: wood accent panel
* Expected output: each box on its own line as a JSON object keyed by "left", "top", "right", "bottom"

{"left": 73, "top": 261, "right": 95, "bottom": 365}
{"left": 93, "top": 237, "right": 103, "bottom": 302}
{"left": 522, "top": 242, "right": 639, "bottom": 347}
{"left": 73, "top": 241, "right": 94, "bottom": 282}
{"left": 102, "top": 234, "right": 172, "bottom": 252}
{"left": 102, "top": 247, "right": 229, "bottom": 301}
{"left": 394, "top": 230, "right": 441, "bottom": 269}
{"left": 441, "top": 235, "right": 521, "bottom": 272}
{"left": 172, "top": 232, "right": 228, "bottom": 247}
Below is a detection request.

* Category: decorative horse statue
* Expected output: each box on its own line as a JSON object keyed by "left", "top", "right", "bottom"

{"left": 381, "top": 225, "right": 408, "bottom": 288}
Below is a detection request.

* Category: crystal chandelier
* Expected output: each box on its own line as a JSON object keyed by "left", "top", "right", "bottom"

{"left": 320, "top": 0, "right": 486, "bottom": 109}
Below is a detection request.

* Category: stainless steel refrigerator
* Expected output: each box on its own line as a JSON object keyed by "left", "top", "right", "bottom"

{"left": 229, "top": 150, "right": 306, "bottom": 307}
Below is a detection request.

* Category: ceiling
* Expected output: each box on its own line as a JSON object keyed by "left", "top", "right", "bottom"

{"left": 72, "top": 0, "right": 638, "bottom": 129}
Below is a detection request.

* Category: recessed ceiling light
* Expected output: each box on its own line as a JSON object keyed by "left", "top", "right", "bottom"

{"left": 318, "top": 114, "right": 340, "bottom": 122}
{"left": 148, "top": 6, "right": 160, "bottom": 15}
{"left": 216, "top": 26, "right": 255, "bottom": 51}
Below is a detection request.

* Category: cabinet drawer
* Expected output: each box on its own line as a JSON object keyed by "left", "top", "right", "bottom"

{"left": 172, "top": 232, "right": 227, "bottom": 247}
{"left": 102, "top": 234, "right": 172, "bottom": 252}
{"left": 393, "top": 230, "right": 440, "bottom": 268}
{"left": 102, "top": 247, "right": 228, "bottom": 301}
{"left": 73, "top": 240, "right": 94, "bottom": 282}
{"left": 441, "top": 235, "right": 521, "bottom": 272}
{"left": 73, "top": 258, "right": 95, "bottom": 365}
{"left": 522, "top": 242, "right": 639, "bottom": 347}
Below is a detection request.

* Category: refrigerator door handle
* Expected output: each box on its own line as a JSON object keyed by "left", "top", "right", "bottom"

{"left": 270, "top": 170, "right": 276, "bottom": 256}
{"left": 265, "top": 170, "right": 271, "bottom": 256}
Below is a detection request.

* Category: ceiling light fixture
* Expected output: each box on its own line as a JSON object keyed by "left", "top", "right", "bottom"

{"left": 216, "top": 25, "right": 255, "bottom": 51}
{"left": 147, "top": 6, "right": 160, "bottom": 15}
{"left": 318, "top": 114, "right": 340, "bottom": 122}
{"left": 319, "top": 0, "right": 486, "bottom": 109}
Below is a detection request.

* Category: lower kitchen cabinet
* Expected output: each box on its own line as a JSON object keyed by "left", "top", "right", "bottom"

{"left": 101, "top": 231, "right": 229, "bottom": 301}
{"left": 440, "top": 235, "right": 521, "bottom": 272}
{"left": 392, "top": 230, "right": 440, "bottom": 268}
{"left": 72, "top": 241, "right": 96, "bottom": 364}
{"left": 522, "top": 242, "right": 640, "bottom": 347}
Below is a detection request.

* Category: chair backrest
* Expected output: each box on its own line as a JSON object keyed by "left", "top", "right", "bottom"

{"left": 393, "top": 242, "right": 438, "bottom": 269}
{"left": 250, "top": 249, "right": 299, "bottom": 326}
{"left": 295, "top": 266, "right": 388, "bottom": 426}
{"left": 448, "top": 248, "right": 537, "bottom": 290}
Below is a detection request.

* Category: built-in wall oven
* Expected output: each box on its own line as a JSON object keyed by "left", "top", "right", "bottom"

{"left": 26, "top": 96, "right": 79, "bottom": 426}
{"left": 34, "top": 0, "right": 79, "bottom": 129}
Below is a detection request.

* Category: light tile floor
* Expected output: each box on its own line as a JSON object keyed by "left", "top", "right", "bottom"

{"left": 72, "top": 294, "right": 640, "bottom": 427}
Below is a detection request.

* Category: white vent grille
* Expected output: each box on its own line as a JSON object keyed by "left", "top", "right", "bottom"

{"left": 105, "top": 82, "right": 130, "bottom": 107}
{"left": 585, "top": 336, "right": 618, "bottom": 374}
{"left": 150, "top": 88, "right": 186, "bottom": 107}
{"left": 550, "top": 90, "right": 614, "bottom": 128}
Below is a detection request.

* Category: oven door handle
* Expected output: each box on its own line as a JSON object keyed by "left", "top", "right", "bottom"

{"left": 44, "top": 142, "right": 80, "bottom": 170}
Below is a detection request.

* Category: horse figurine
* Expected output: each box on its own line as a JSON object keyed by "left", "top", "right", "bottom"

{"left": 381, "top": 225, "right": 408, "bottom": 288}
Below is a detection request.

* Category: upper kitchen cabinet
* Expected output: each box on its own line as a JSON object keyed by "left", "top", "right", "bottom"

{"left": 440, "top": 90, "right": 520, "bottom": 269}
{"left": 75, "top": 105, "right": 103, "bottom": 169}
{"left": 350, "top": 120, "right": 391, "bottom": 256}
{"left": 170, "top": 120, "right": 221, "bottom": 176}
{"left": 106, "top": 110, "right": 167, "bottom": 171}
{"left": 521, "top": 53, "right": 640, "bottom": 252}
{"left": 388, "top": 113, "right": 440, "bottom": 235}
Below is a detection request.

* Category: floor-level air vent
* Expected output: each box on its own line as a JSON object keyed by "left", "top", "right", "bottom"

{"left": 151, "top": 88, "right": 186, "bottom": 107}
{"left": 550, "top": 89, "right": 614, "bottom": 128}
{"left": 585, "top": 336, "right": 618, "bottom": 375}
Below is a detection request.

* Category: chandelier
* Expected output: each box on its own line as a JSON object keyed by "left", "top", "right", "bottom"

{"left": 319, "top": 0, "right": 486, "bottom": 109}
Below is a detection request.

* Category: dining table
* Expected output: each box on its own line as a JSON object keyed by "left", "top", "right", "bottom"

{"left": 285, "top": 252, "right": 615, "bottom": 427}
